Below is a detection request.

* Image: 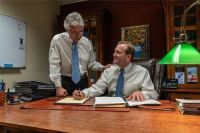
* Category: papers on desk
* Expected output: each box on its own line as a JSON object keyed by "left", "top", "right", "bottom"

{"left": 55, "top": 97, "right": 89, "bottom": 105}
{"left": 176, "top": 99, "right": 200, "bottom": 115}
{"left": 127, "top": 99, "right": 161, "bottom": 107}
{"left": 176, "top": 99, "right": 200, "bottom": 104}
{"left": 94, "top": 97, "right": 126, "bottom": 108}
{"left": 55, "top": 96, "right": 163, "bottom": 109}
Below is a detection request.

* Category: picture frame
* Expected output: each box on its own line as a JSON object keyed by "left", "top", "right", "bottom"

{"left": 187, "top": 67, "right": 198, "bottom": 83}
{"left": 175, "top": 66, "right": 185, "bottom": 84}
{"left": 121, "top": 25, "right": 150, "bottom": 58}
{"left": 175, "top": 72, "right": 185, "bottom": 84}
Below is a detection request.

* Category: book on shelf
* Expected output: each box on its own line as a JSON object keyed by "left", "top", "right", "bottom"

{"left": 94, "top": 97, "right": 126, "bottom": 108}
{"left": 55, "top": 97, "right": 89, "bottom": 105}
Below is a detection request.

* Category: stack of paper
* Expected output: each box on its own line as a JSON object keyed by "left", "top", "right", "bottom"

{"left": 94, "top": 97, "right": 126, "bottom": 108}
{"left": 176, "top": 99, "right": 200, "bottom": 115}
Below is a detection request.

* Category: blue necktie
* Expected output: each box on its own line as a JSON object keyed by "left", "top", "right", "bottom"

{"left": 71, "top": 42, "right": 81, "bottom": 84}
{"left": 115, "top": 69, "right": 125, "bottom": 97}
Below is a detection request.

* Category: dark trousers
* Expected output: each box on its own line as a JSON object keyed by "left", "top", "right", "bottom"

{"left": 61, "top": 75, "right": 89, "bottom": 96}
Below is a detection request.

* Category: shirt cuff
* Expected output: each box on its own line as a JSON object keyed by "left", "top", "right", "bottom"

{"left": 54, "top": 79, "right": 62, "bottom": 88}
{"left": 82, "top": 89, "right": 89, "bottom": 98}
{"left": 141, "top": 91, "right": 149, "bottom": 100}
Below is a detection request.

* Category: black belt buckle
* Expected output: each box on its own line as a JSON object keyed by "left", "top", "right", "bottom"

{"left": 81, "top": 74, "right": 87, "bottom": 79}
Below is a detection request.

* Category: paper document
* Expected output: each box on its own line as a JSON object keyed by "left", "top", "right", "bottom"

{"left": 127, "top": 99, "right": 161, "bottom": 107}
{"left": 55, "top": 97, "right": 89, "bottom": 105}
{"left": 176, "top": 99, "right": 200, "bottom": 104}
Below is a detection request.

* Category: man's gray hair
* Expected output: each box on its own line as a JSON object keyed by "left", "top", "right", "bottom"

{"left": 64, "top": 12, "right": 84, "bottom": 30}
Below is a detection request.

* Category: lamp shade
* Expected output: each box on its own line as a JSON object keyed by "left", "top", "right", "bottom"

{"left": 159, "top": 42, "right": 200, "bottom": 64}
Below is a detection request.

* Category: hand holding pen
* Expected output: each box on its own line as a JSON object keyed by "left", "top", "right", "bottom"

{"left": 73, "top": 89, "right": 85, "bottom": 100}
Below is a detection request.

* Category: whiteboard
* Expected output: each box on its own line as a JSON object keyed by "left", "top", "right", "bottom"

{"left": 0, "top": 15, "right": 26, "bottom": 68}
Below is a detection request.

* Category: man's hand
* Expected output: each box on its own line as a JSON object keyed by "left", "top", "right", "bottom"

{"left": 73, "top": 90, "right": 85, "bottom": 100}
{"left": 127, "top": 91, "right": 145, "bottom": 101}
{"left": 56, "top": 87, "right": 67, "bottom": 97}
{"left": 103, "top": 64, "right": 112, "bottom": 70}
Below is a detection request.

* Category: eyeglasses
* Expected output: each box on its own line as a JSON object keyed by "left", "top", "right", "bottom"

{"left": 69, "top": 30, "right": 84, "bottom": 35}
{"left": 68, "top": 27, "right": 84, "bottom": 35}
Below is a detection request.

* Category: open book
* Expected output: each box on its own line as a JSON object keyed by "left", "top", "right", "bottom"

{"left": 127, "top": 99, "right": 161, "bottom": 107}
{"left": 55, "top": 97, "right": 89, "bottom": 105}
{"left": 94, "top": 97, "right": 161, "bottom": 108}
{"left": 94, "top": 97, "right": 126, "bottom": 108}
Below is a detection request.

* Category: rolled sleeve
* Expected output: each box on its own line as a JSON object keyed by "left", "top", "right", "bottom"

{"left": 82, "top": 70, "right": 109, "bottom": 98}
{"left": 140, "top": 70, "right": 158, "bottom": 100}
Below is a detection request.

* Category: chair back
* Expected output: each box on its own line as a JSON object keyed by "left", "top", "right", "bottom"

{"left": 133, "top": 58, "right": 165, "bottom": 98}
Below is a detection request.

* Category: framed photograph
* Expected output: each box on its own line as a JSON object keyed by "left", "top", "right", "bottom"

{"left": 187, "top": 67, "right": 198, "bottom": 83}
{"left": 121, "top": 25, "right": 150, "bottom": 58}
{"left": 175, "top": 72, "right": 185, "bottom": 84}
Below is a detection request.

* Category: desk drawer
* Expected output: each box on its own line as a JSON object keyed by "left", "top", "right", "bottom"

{"left": 170, "top": 93, "right": 200, "bottom": 101}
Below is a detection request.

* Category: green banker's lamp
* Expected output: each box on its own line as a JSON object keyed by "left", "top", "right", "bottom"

{"left": 160, "top": 0, "right": 200, "bottom": 64}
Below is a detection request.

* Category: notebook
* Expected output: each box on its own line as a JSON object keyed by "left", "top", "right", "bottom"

{"left": 55, "top": 97, "right": 89, "bottom": 105}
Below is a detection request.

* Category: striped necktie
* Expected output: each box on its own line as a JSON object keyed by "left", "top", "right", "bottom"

{"left": 71, "top": 42, "right": 81, "bottom": 84}
{"left": 115, "top": 69, "right": 125, "bottom": 97}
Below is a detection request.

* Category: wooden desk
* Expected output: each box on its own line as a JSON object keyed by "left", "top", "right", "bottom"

{"left": 0, "top": 103, "right": 200, "bottom": 133}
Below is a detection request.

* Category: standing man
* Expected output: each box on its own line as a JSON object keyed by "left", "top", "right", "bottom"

{"left": 73, "top": 41, "right": 158, "bottom": 101}
{"left": 49, "top": 12, "right": 110, "bottom": 96}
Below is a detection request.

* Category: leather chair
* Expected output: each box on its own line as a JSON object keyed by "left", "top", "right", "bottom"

{"left": 133, "top": 58, "right": 165, "bottom": 99}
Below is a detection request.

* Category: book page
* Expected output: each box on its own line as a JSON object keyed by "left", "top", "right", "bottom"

{"left": 55, "top": 97, "right": 89, "bottom": 104}
{"left": 127, "top": 99, "right": 161, "bottom": 107}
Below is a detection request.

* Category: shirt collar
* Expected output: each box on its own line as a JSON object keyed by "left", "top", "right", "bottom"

{"left": 116, "top": 63, "right": 132, "bottom": 73}
{"left": 66, "top": 32, "right": 83, "bottom": 45}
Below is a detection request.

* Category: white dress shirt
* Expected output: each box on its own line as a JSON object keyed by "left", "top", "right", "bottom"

{"left": 83, "top": 63, "right": 158, "bottom": 100}
{"left": 49, "top": 32, "right": 104, "bottom": 87}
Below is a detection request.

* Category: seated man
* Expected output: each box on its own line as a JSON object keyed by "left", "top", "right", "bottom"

{"left": 73, "top": 41, "right": 158, "bottom": 101}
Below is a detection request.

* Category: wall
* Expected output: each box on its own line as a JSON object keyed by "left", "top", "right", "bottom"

{"left": 0, "top": 0, "right": 59, "bottom": 88}
{"left": 60, "top": 0, "right": 166, "bottom": 63}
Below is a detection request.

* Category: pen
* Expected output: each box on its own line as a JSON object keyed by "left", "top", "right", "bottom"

{"left": 123, "top": 97, "right": 129, "bottom": 107}
{"left": 0, "top": 79, "right": 3, "bottom": 91}
{"left": 77, "top": 81, "right": 82, "bottom": 96}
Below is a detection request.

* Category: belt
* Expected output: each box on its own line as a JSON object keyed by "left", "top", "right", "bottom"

{"left": 61, "top": 74, "right": 87, "bottom": 80}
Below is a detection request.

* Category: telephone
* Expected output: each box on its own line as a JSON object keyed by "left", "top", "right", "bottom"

{"left": 162, "top": 79, "right": 178, "bottom": 89}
